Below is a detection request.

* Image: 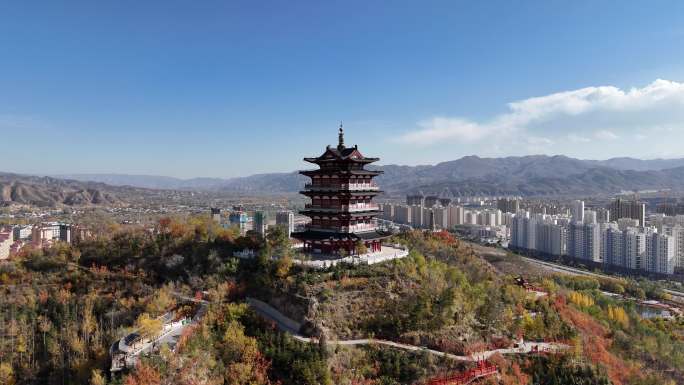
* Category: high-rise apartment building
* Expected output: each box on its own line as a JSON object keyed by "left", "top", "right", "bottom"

{"left": 275, "top": 211, "right": 295, "bottom": 238}
{"left": 661, "top": 225, "right": 684, "bottom": 269}
{"left": 229, "top": 211, "right": 249, "bottom": 234}
{"left": 584, "top": 223, "right": 601, "bottom": 262}
{"left": 624, "top": 229, "right": 646, "bottom": 270}
{"left": 433, "top": 206, "right": 449, "bottom": 230}
{"left": 380, "top": 203, "right": 395, "bottom": 221}
{"left": 609, "top": 198, "right": 646, "bottom": 226}
{"left": 424, "top": 195, "right": 439, "bottom": 208}
{"left": 510, "top": 214, "right": 527, "bottom": 249}
{"left": 438, "top": 197, "right": 452, "bottom": 207}
{"left": 596, "top": 208, "right": 610, "bottom": 223}
{"left": 211, "top": 208, "right": 221, "bottom": 223}
{"left": 602, "top": 225, "right": 623, "bottom": 267}
{"left": 394, "top": 205, "right": 411, "bottom": 225}
{"left": 646, "top": 233, "right": 675, "bottom": 274}
{"left": 571, "top": 200, "right": 585, "bottom": 223}
{"left": 584, "top": 210, "right": 597, "bottom": 225}
{"left": 497, "top": 198, "right": 520, "bottom": 214}
{"left": 253, "top": 211, "right": 268, "bottom": 237}
{"left": 422, "top": 208, "right": 435, "bottom": 230}
{"left": 617, "top": 218, "right": 641, "bottom": 230}
{"left": 406, "top": 194, "right": 424, "bottom": 206}
{"left": 568, "top": 221, "right": 600, "bottom": 262}
{"left": 410, "top": 205, "right": 424, "bottom": 227}
{"left": 448, "top": 205, "right": 465, "bottom": 228}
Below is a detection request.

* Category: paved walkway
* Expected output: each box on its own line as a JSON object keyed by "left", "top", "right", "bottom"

{"left": 110, "top": 293, "right": 208, "bottom": 372}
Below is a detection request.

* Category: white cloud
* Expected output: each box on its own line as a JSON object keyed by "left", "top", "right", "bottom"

{"left": 526, "top": 136, "right": 554, "bottom": 145}
{"left": 396, "top": 79, "right": 684, "bottom": 156}
{"left": 567, "top": 134, "right": 590, "bottom": 143}
{"left": 399, "top": 117, "right": 486, "bottom": 144}
{"left": 594, "top": 130, "right": 619, "bottom": 140}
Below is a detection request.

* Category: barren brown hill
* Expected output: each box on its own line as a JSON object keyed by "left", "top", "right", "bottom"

{"left": 0, "top": 173, "right": 131, "bottom": 207}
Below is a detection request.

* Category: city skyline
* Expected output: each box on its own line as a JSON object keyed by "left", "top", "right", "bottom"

{"left": 3, "top": 1, "right": 684, "bottom": 178}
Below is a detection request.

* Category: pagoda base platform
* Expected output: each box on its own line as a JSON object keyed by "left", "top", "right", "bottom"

{"left": 292, "top": 229, "right": 392, "bottom": 255}
{"left": 293, "top": 245, "right": 409, "bottom": 269}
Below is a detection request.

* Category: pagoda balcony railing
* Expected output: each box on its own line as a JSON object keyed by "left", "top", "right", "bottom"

{"left": 303, "top": 183, "right": 380, "bottom": 191}
{"left": 345, "top": 224, "right": 377, "bottom": 232}
{"left": 304, "top": 204, "right": 380, "bottom": 212}
{"left": 347, "top": 183, "right": 379, "bottom": 191}
{"left": 307, "top": 224, "right": 378, "bottom": 233}
{"left": 348, "top": 204, "right": 380, "bottom": 211}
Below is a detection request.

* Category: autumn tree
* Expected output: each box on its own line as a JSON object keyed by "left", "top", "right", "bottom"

{"left": 90, "top": 369, "right": 106, "bottom": 385}
{"left": 569, "top": 291, "right": 595, "bottom": 308}
{"left": 607, "top": 306, "right": 629, "bottom": 329}
{"left": 0, "top": 362, "right": 15, "bottom": 385}
{"left": 125, "top": 363, "right": 161, "bottom": 385}
{"left": 354, "top": 241, "right": 368, "bottom": 255}
{"left": 136, "top": 313, "right": 163, "bottom": 340}
{"left": 145, "top": 286, "right": 176, "bottom": 317}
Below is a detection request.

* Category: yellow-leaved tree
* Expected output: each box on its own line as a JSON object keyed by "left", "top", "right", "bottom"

{"left": 607, "top": 305, "right": 629, "bottom": 328}
{"left": 569, "top": 291, "right": 595, "bottom": 308}
{"left": 90, "top": 369, "right": 106, "bottom": 385}
{"left": 0, "top": 362, "right": 15, "bottom": 385}
{"left": 136, "top": 313, "right": 163, "bottom": 340}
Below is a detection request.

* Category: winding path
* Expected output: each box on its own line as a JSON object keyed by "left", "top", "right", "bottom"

{"left": 247, "top": 297, "right": 568, "bottom": 362}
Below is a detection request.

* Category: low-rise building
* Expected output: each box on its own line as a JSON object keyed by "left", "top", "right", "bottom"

{"left": 0, "top": 230, "right": 13, "bottom": 260}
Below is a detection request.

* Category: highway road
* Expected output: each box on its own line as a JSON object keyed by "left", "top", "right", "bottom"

{"left": 518, "top": 255, "right": 684, "bottom": 300}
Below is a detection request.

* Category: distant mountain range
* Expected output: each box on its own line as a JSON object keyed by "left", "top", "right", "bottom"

{"left": 55, "top": 174, "right": 232, "bottom": 191}
{"left": 2, "top": 155, "right": 684, "bottom": 207}
{"left": 0, "top": 173, "right": 126, "bottom": 207}
{"left": 53, "top": 155, "right": 684, "bottom": 198}
{"left": 0, "top": 172, "right": 191, "bottom": 207}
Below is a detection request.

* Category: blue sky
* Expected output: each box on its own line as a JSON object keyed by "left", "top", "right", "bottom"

{"left": 2, "top": 1, "right": 684, "bottom": 178}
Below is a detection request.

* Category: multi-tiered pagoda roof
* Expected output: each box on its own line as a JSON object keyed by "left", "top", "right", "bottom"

{"left": 292, "top": 125, "right": 390, "bottom": 255}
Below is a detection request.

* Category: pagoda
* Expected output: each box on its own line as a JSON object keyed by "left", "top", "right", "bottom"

{"left": 292, "top": 124, "right": 390, "bottom": 255}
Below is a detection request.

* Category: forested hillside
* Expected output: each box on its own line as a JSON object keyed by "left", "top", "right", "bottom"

{"left": 0, "top": 217, "right": 682, "bottom": 384}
